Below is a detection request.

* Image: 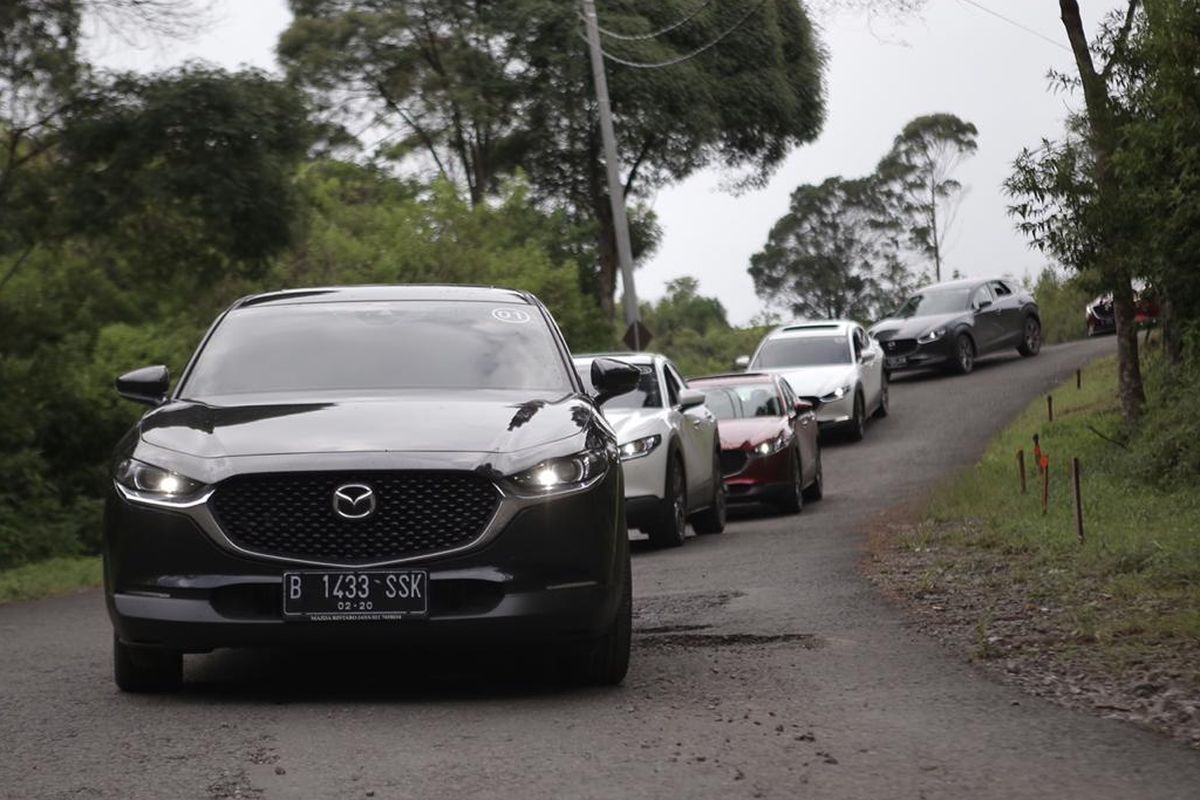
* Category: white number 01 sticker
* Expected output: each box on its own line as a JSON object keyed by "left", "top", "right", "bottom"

{"left": 492, "top": 308, "right": 532, "bottom": 324}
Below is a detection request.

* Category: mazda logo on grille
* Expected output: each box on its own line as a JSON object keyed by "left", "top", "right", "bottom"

{"left": 332, "top": 484, "right": 376, "bottom": 520}
{"left": 885, "top": 341, "right": 897, "bottom": 351}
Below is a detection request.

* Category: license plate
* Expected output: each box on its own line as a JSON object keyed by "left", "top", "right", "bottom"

{"left": 282, "top": 571, "right": 429, "bottom": 621}
{"left": 886, "top": 357, "right": 908, "bottom": 369}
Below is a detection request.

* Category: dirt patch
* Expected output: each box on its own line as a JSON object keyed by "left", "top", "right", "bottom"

{"left": 636, "top": 632, "right": 822, "bottom": 650}
{"left": 866, "top": 519, "right": 1200, "bottom": 750}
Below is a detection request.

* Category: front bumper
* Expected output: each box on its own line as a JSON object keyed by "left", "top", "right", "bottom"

{"left": 722, "top": 447, "right": 792, "bottom": 504}
{"left": 104, "top": 472, "right": 626, "bottom": 653}
{"left": 814, "top": 393, "right": 855, "bottom": 426}
{"left": 881, "top": 336, "right": 957, "bottom": 372}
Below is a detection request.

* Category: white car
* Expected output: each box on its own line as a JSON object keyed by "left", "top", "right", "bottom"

{"left": 737, "top": 321, "right": 888, "bottom": 441}
{"left": 574, "top": 353, "right": 725, "bottom": 547}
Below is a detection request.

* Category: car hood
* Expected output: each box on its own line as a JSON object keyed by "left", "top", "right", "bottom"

{"left": 717, "top": 418, "right": 789, "bottom": 450}
{"left": 871, "top": 312, "right": 969, "bottom": 341}
{"left": 600, "top": 407, "right": 667, "bottom": 445}
{"left": 138, "top": 391, "right": 592, "bottom": 458}
{"left": 757, "top": 364, "right": 858, "bottom": 399}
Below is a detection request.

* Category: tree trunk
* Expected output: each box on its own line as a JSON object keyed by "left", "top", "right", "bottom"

{"left": 1059, "top": 0, "right": 1146, "bottom": 421}
{"left": 1111, "top": 271, "right": 1146, "bottom": 420}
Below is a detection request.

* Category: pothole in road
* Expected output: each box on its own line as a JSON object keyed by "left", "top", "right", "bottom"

{"left": 633, "top": 590, "right": 743, "bottom": 632}
{"left": 635, "top": 632, "right": 822, "bottom": 650}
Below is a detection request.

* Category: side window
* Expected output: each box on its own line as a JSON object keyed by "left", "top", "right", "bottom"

{"left": 991, "top": 280, "right": 1013, "bottom": 298}
{"left": 972, "top": 285, "right": 995, "bottom": 309}
{"left": 851, "top": 330, "right": 864, "bottom": 360}
{"left": 779, "top": 379, "right": 796, "bottom": 411}
{"left": 662, "top": 363, "right": 681, "bottom": 407}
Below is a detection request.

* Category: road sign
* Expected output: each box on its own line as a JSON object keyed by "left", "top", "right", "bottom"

{"left": 623, "top": 321, "right": 653, "bottom": 352}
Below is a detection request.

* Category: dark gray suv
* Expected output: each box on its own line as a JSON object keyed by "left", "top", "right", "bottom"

{"left": 105, "top": 286, "right": 640, "bottom": 691}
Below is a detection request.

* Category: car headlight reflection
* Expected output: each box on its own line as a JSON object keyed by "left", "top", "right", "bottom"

{"left": 618, "top": 434, "right": 662, "bottom": 462}
{"left": 114, "top": 459, "right": 207, "bottom": 503}
{"left": 918, "top": 327, "right": 947, "bottom": 344}
{"left": 754, "top": 433, "right": 790, "bottom": 456}
{"left": 820, "top": 384, "right": 852, "bottom": 403}
{"left": 506, "top": 448, "right": 610, "bottom": 497}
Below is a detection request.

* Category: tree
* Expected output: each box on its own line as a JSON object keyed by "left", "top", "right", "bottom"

{"left": 877, "top": 113, "right": 978, "bottom": 283}
{"left": 1007, "top": 2, "right": 1145, "bottom": 422}
{"left": 748, "top": 176, "right": 913, "bottom": 323}
{"left": 278, "top": 0, "right": 827, "bottom": 317}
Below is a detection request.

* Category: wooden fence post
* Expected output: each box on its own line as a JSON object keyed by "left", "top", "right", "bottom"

{"left": 1017, "top": 450, "right": 1027, "bottom": 494}
{"left": 1073, "top": 458, "right": 1085, "bottom": 543}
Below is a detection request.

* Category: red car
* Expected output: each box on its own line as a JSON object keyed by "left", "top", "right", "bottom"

{"left": 689, "top": 373, "right": 823, "bottom": 513}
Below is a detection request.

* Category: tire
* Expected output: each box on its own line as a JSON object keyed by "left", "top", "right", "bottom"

{"left": 952, "top": 333, "right": 976, "bottom": 375}
{"left": 1018, "top": 316, "right": 1043, "bottom": 357}
{"left": 872, "top": 376, "right": 890, "bottom": 419}
{"left": 691, "top": 450, "right": 726, "bottom": 535}
{"left": 113, "top": 636, "right": 182, "bottom": 693}
{"left": 647, "top": 453, "right": 687, "bottom": 548}
{"left": 561, "top": 551, "right": 632, "bottom": 687}
{"left": 802, "top": 448, "right": 824, "bottom": 502}
{"left": 777, "top": 450, "right": 804, "bottom": 514}
{"left": 845, "top": 391, "right": 866, "bottom": 442}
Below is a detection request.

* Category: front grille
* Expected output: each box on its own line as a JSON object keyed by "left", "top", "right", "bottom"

{"left": 209, "top": 472, "right": 501, "bottom": 565}
{"left": 882, "top": 338, "right": 919, "bottom": 357}
{"left": 720, "top": 450, "right": 749, "bottom": 476}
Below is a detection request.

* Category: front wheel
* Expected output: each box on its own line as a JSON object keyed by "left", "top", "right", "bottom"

{"left": 777, "top": 451, "right": 804, "bottom": 514}
{"left": 560, "top": 552, "right": 631, "bottom": 686}
{"left": 872, "top": 377, "right": 890, "bottom": 419}
{"left": 845, "top": 391, "right": 866, "bottom": 442}
{"left": 647, "top": 454, "right": 687, "bottom": 548}
{"left": 802, "top": 449, "right": 824, "bottom": 502}
{"left": 1018, "top": 316, "right": 1042, "bottom": 357}
{"left": 952, "top": 334, "right": 976, "bottom": 375}
{"left": 691, "top": 451, "right": 726, "bottom": 535}
{"left": 113, "top": 636, "right": 182, "bottom": 693}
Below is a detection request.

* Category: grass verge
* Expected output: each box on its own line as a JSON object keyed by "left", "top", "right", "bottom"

{"left": 870, "top": 355, "right": 1200, "bottom": 747}
{"left": 0, "top": 556, "right": 102, "bottom": 604}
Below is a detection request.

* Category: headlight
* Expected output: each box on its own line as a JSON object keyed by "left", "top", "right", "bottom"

{"left": 114, "top": 459, "right": 207, "bottom": 503}
{"left": 918, "top": 327, "right": 946, "bottom": 343}
{"left": 820, "top": 385, "right": 851, "bottom": 402}
{"left": 505, "top": 448, "right": 610, "bottom": 497}
{"left": 618, "top": 434, "right": 662, "bottom": 462}
{"left": 754, "top": 433, "right": 790, "bottom": 456}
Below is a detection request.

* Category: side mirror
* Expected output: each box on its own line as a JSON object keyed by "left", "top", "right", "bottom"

{"left": 976, "top": 300, "right": 994, "bottom": 311}
{"left": 590, "top": 358, "right": 640, "bottom": 406}
{"left": 794, "top": 399, "right": 814, "bottom": 415}
{"left": 116, "top": 365, "right": 170, "bottom": 406}
{"left": 734, "top": 355, "right": 751, "bottom": 370}
{"left": 678, "top": 388, "right": 706, "bottom": 411}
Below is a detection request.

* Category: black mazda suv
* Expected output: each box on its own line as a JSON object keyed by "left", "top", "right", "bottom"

{"left": 105, "top": 286, "right": 640, "bottom": 692}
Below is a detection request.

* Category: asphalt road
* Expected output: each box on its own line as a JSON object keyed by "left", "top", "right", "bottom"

{"left": 4, "top": 336, "right": 1198, "bottom": 800}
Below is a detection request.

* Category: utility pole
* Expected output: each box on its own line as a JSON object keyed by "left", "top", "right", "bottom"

{"left": 581, "top": 0, "right": 642, "bottom": 350}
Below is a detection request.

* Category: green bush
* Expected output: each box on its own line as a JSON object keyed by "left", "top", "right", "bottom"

{"left": 1032, "top": 267, "right": 1093, "bottom": 345}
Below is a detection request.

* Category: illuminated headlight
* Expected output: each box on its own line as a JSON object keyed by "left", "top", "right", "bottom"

{"left": 754, "top": 433, "right": 790, "bottom": 456}
{"left": 114, "top": 459, "right": 207, "bottom": 503}
{"left": 618, "top": 434, "right": 662, "bottom": 462}
{"left": 820, "top": 385, "right": 851, "bottom": 402}
{"left": 506, "top": 448, "right": 610, "bottom": 497}
{"left": 918, "top": 327, "right": 947, "bottom": 343}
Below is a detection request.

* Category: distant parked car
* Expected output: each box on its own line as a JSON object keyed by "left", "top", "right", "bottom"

{"left": 689, "top": 373, "right": 823, "bottom": 513}
{"left": 1086, "top": 287, "right": 1159, "bottom": 337}
{"left": 736, "top": 320, "right": 887, "bottom": 442}
{"left": 574, "top": 353, "right": 725, "bottom": 547}
{"left": 869, "top": 278, "right": 1041, "bottom": 375}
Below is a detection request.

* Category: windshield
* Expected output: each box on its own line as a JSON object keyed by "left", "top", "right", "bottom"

{"left": 894, "top": 289, "right": 971, "bottom": 318}
{"left": 576, "top": 363, "right": 661, "bottom": 410}
{"left": 752, "top": 337, "right": 850, "bottom": 368}
{"left": 181, "top": 301, "right": 574, "bottom": 399}
{"left": 700, "top": 384, "right": 782, "bottom": 421}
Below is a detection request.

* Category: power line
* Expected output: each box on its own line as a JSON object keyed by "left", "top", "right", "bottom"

{"left": 596, "top": 0, "right": 769, "bottom": 70}
{"left": 957, "top": 0, "right": 1071, "bottom": 53}
{"left": 591, "top": 0, "right": 717, "bottom": 42}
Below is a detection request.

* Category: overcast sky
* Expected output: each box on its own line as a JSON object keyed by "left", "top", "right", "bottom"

{"left": 84, "top": 0, "right": 1123, "bottom": 325}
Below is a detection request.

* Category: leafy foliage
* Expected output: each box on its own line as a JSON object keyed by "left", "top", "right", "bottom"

{"left": 639, "top": 278, "right": 771, "bottom": 377}
{"left": 749, "top": 175, "right": 913, "bottom": 323}
{"left": 278, "top": 0, "right": 827, "bottom": 313}
{"left": 876, "top": 113, "right": 978, "bottom": 283}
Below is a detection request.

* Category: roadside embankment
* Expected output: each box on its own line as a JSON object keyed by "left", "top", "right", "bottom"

{"left": 869, "top": 356, "right": 1200, "bottom": 748}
